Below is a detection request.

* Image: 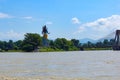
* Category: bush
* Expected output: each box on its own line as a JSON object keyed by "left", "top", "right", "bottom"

{"left": 22, "top": 44, "right": 34, "bottom": 52}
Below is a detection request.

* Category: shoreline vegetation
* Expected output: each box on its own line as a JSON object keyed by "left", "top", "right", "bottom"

{"left": 0, "top": 33, "right": 114, "bottom": 52}
{"left": 0, "top": 47, "right": 112, "bottom": 52}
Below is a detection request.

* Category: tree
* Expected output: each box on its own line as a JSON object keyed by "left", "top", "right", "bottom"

{"left": 103, "top": 39, "right": 109, "bottom": 47}
{"left": 22, "top": 44, "right": 34, "bottom": 52}
{"left": 95, "top": 41, "right": 103, "bottom": 48}
{"left": 22, "top": 33, "right": 42, "bottom": 52}
{"left": 82, "top": 43, "right": 88, "bottom": 48}
{"left": 3, "top": 41, "right": 9, "bottom": 51}
{"left": 14, "top": 40, "right": 23, "bottom": 50}
{"left": 49, "top": 40, "right": 56, "bottom": 49}
{"left": 87, "top": 41, "right": 95, "bottom": 48}
{"left": 71, "top": 39, "right": 80, "bottom": 48}
{"left": 0, "top": 41, "right": 4, "bottom": 50}
{"left": 54, "top": 38, "right": 65, "bottom": 50}
{"left": 7, "top": 40, "right": 14, "bottom": 50}
{"left": 109, "top": 39, "right": 114, "bottom": 46}
{"left": 54, "top": 38, "right": 73, "bottom": 51}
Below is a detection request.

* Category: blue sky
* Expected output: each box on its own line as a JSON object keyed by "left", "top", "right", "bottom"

{"left": 0, "top": 0, "right": 120, "bottom": 40}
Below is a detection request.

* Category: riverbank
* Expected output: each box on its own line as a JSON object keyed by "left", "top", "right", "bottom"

{"left": 0, "top": 76, "right": 87, "bottom": 80}
{"left": 0, "top": 47, "right": 113, "bottom": 52}
{"left": 0, "top": 75, "right": 120, "bottom": 80}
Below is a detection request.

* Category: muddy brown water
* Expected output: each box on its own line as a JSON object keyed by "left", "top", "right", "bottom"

{"left": 0, "top": 51, "right": 120, "bottom": 79}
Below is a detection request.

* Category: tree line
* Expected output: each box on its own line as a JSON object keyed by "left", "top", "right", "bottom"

{"left": 0, "top": 33, "right": 114, "bottom": 52}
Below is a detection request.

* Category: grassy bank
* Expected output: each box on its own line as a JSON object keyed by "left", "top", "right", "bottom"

{"left": 0, "top": 47, "right": 113, "bottom": 52}
{"left": 84, "top": 47, "right": 112, "bottom": 50}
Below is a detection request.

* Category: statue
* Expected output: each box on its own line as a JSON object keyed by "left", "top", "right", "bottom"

{"left": 42, "top": 25, "right": 49, "bottom": 46}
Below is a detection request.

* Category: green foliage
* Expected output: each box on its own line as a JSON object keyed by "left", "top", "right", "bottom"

{"left": 14, "top": 40, "right": 23, "bottom": 50}
{"left": 96, "top": 41, "right": 103, "bottom": 48}
{"left": 53, "top": 38, "right": 76, "bottom": 51}
{"left": 22, "top": 33, "right": 42, "bottom": 52}
{"left": 22, "top": 44, "right": 34, "bottom": 52}
{"left": 40, "top": 47, "right": 60, "bottom": 52}
{"left": 7, "top": 40, "right": 14, "bottom": 50}
{"left": 84, "top": 47, "right": 112, "bottom": 50}
{"left": 71, "top": 39, "right": 80, "bottom": 48}
{"left": 0, "top": 41, "right": 4, "bottom": 50}
{"left": 0, "top": 32, "right": 115, "bottom": 52}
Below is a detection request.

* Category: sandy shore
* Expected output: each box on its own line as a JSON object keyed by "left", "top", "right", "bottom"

{"left": 0, "top": 75, "right": 120, "bottom": 80}
{"left": 0, "top": 76, "right": 89, "bottom": 80}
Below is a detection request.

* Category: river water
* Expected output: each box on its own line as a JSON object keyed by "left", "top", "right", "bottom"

{"left": 0, "top": 51, "right": 120, "bottom": 79}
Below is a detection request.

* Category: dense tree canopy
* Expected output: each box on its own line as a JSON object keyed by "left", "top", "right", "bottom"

{"left": 22, "top": 33, "right": 42, "bottom": 52}
{"left": 0, "top": 33, "right": 115, "bottom": 52}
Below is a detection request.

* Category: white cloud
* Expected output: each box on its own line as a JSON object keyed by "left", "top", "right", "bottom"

{"left": 46, "top": 21, "right": 53, "bottom": 25}
{"left": 23, "top": 16, "right": 33, "bottom": 19}
{"left": 0, "top": 12, "right": 12, "bottom": 18}
{"left": 0, "top": 30, "right": 25, "bottom": 40}
{"left": 73, "top": 26, "right": 85, "bottom": 34}
{"left": 72, "top": 17, "right": 80, "bottom": 24}
{"left": 76, "top": 15, "right": 120, "bottom": 39}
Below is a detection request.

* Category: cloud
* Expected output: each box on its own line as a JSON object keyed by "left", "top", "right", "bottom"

{"left": 0, "top": 30, "right": 25, "bottom": 40}
{"left": 76, "top": 15, "right": 120, "bottom": 39}
{"left": 22, "top": 16, "right": 33, "bottom": 19}
{"left": 73, "top": 27, "right": 85, "bottom": 34}
{"left": 72, "top": 17, "right": 80, "bottom": 24}
{"left": 0, "top": 12, "right": 12, "bottom": 18}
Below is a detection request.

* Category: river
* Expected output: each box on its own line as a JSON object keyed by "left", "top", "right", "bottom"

{"left": 0, "top": 51, "right": 120, "bottom": 80}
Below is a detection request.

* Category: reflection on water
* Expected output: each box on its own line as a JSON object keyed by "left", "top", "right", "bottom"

{"left": 0, "top": 51, "right": 120, "bottom": 78}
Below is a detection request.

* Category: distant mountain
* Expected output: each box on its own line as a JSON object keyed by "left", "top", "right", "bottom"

{"left": 79, "top": 32, "right": 116, "bottom": 43}
{"left": 98, "top": 32, "right": 115, "bottom": 42}
{"left": 79, "top": 38, "right": 97, "bottom": 43}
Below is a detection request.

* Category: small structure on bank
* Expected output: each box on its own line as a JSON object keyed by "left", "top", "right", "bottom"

{"left": 113, "top": 30, "right": 120, "bottom": 50}
{"left": 42, "top": 25, "right": 49, "bottom": 46}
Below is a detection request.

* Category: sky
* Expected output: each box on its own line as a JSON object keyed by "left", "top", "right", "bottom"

{"left": 0, "top": 0, "right": 120, "bottom": 40}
